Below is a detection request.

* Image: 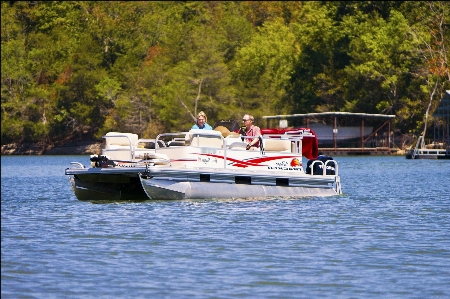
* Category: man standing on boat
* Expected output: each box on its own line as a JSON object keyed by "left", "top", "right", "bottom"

{"left": 191, "top": 111, "right": 213, "bottom": 130}
{"left": 242, "top": 114, "right": 261, "bottom": 150}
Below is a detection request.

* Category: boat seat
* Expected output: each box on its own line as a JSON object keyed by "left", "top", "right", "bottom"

{"left": 224, "top": 136, "right": 242, "bottom": 145}
{"left": 190, "top": 136, "right": 223, "bottom": 148}
{"left": 136, "top": 139, "right": 166, "bottom": 149}
{"left": 104, "top": 132, "right": 138, "bottom": 149}
{"left": 263, "top": 139, "right": 291, "bottom": 152}
{"left": 187, "top": 130, "right": 223, "bottom": 148}
{"left": 228, "top": 142, "right": 247, "bottom": 150}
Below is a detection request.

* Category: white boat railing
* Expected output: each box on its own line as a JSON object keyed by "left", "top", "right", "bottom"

{"left": 70, "top": 162, "right": 86, "bottom": 169}
{"left": 261, "top": 133, "right": 305, "bottom": 154}
{"left": 102, "top": 134, "right": 168, "bottom": 162}
{"left": 102, "top": 133, "right": 136, "bottom": 161}
{"left": 310, "top": 160, "right": 339, "bottom": 176}
{"left": 101, "top": 130, "right": 338, "bottom": 176}
{"left": 154, "top": 131, "right": 308, "bottom": 168}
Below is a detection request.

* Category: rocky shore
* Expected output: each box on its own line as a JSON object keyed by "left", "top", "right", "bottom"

{"left": 1, "top": 141, "right": 103, "bottom": 155}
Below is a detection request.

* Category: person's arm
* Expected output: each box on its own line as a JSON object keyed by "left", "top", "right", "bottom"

{"left": 246, "top": 138, "right": 259, "bottom": 149}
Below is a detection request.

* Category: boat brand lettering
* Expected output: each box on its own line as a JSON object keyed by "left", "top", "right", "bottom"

{"left": 268, "top": 161, "right": 302, "bottom": 171}
{"left": 198, "top": 157, "right": 218, "bottom": 164}
{"left": 275, "top": 161, "right": 289, "bottom": 167}
{"left": 267, "top": 166, "right": 302, "bottom": 171}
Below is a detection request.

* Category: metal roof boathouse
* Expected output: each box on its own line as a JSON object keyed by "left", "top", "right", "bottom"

{"left": 432, "top": 91, "right": 450, "bottom": 148}
{"left": 262, "top": 112, "right": 396, "bottom": 156}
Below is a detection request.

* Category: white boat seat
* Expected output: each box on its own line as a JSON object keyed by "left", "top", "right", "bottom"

{"left": 104, "top": 132, "right": 138, "bottom": 148}
{"left": 224, "top": 136, "right": 243, "bottom": 146}
{"left": 228, "top": 142, "right": 247, "bottom": 149}
{"left": 188, "top": 130, "right": 223, "bottom": 148}
{"left": 263, "top": 139, "right": 291, "bottom": 152}
{"left": 190, "top": 136, "right": 223, "bottom": 148}
{"left": 136, "top": 139, "right": 166, "bottom": 149}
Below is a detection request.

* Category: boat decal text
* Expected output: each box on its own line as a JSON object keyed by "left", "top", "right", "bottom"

{"left": 267, "top": 160, "right": 302, "bottom": 171}
{"left": 196, "top": 154, "right": 300, "bottom": 168}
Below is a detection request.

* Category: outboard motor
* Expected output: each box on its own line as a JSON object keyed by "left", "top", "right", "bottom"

{"left": 90, "top": 155, "right": 116, "bottom": 168}
{"left": 306, "top": 155, "right": 335, "bottom": 175}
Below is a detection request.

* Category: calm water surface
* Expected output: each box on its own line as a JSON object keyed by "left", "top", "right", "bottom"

{"left": 1, "top": 155, "right": 449, "bottom": 299}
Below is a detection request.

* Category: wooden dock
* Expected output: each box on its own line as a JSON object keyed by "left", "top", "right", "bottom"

{"left": 318, "top": 147, "right": 397, "bottom": 156}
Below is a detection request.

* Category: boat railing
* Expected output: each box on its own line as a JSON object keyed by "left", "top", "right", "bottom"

{"left": 191, "top": 135, "right": 224, "bottom": 148}
{"left": 154, "top": 130, "right": 314, "bottom": 169}
{"left": 155, "top": 131, "right": 228, "bottom": 167}
{"left": 102, "top": 133, "right": 136, "bottom": 161}
{"left": 135, "top": 138, "right": 166, "bottom": 149}
{"left": 155, "top": 132, "right": 188, "bottom": 147}
{"left": 284, "top": 129, "right": 315, "bottom": 137}
{"left": 262, "top": 133, "right": 304, "bottom": 154}
{"left": 156, "top": 131, "right": 225, "bottom": 147}
{"left": 309, "top": 160, "right": 339, "bottom": 176}
{"left": 167, "top": 138, "right": 186, "bottom": 147}
{"left": 70, "top": 162, "right": 86, "bottom": 169}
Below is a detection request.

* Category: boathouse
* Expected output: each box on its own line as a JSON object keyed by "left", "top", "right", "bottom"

{"left": 431, "top": 90, "right": 450, "bottom": 148}
{"left": 262, "top": 112, "right": 396, "bottom": 155}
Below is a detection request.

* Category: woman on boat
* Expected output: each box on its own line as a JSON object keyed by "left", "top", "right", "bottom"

{"left": 191, "top": 111, "right": 213, "bottom": 130}
{"left": 242, "top": 114, "right": 261, "bottom": 150}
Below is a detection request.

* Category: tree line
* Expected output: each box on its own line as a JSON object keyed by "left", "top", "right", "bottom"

{"left": 1, "top": 1, "right": 449, "bottom": 146}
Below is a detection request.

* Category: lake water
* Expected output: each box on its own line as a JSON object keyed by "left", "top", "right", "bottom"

{"left": 1, "top": 155, "right": 449, "bottom": 299}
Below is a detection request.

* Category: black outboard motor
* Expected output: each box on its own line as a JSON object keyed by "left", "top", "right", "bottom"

{"left": 306, "top": 155, "right": 336, "bottom": 175}
{"left": 90, "top": 155, "right": 116, "bottom": 168}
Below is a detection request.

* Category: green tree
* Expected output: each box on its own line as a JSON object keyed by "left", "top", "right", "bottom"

{"left": 286, "top": 2, "right": 347, "bottom": 114}
{"left": 233, "top": 17, "right": 298, "bottom": 116}
{"left": 1, "top": 1, "right": 446, "bottom": 148}
{"left": 342, "top": 10, "right": 416, "bottom": 115}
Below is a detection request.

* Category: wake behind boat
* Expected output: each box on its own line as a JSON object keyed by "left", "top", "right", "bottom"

{"left": 65, "top": 128, "right": 342, "bottom": 201}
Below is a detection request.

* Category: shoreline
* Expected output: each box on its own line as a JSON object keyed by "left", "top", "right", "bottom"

{"left": 1, "top": 141, "right": 102, "bottom": 155}
{"left": 2, "top": 141, "right": 405, "bottom": 156}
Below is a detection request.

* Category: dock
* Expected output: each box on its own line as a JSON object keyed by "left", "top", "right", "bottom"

{"left": 405, "top": 90, "right": 450, "bottom": 159}
{"left": 319, "top": 147, "right": 396, "bottom": 156}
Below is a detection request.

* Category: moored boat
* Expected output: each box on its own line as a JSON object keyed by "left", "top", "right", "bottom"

{"left": 65, "top": 128, "right": 342, "bottom": 201}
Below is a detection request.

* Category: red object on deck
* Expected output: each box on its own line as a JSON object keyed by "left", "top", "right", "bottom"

{"left": 260, "top": 128, "right": 319, "bottom": 160}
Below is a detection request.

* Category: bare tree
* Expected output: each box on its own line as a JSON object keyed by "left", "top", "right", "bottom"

{"left": 410, "top": 1, "right": 449, "bottom": 138}
{"left": 178, "top": 77, "right": 204, "bottom": 122}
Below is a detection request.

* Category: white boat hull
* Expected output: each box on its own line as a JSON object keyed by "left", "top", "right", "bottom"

{"left": 139, "top": 167, "right": 341, "bottom": 200}
{"left": 140, "top": 180, "right": 340, "bottom": 200}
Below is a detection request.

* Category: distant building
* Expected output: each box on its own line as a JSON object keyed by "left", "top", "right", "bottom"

{"left": 431, "top": 90, "right": 450, "bottom": 147}
{"left": 262, "top": 112, "right": 395, "bottom": 154}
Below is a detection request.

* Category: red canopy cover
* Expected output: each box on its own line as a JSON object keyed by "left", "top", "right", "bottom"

{"left": 260, "top": 128, "right": 319, "bottom": 160}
